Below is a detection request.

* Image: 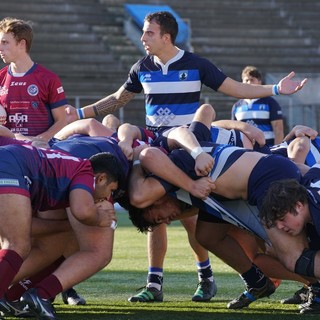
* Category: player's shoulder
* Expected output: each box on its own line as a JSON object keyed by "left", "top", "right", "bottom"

{"left": 180, "top": 51, "right": 212, "bottom": 66}
{"left": 257, "top": 96, "right": 279, "bottom": 105}
{"left": 131, "top": 55, "right": 153, "bottom": 70}
{"left": 33, "top": 63, "right": 61, "bottom": 80}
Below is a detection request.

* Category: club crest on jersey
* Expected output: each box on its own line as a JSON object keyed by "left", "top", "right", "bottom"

{"left": 179, "top": 71, "right": 188, "bottom": 81}
{"left": 27, "top": 84, "right": 39, "bottom": 96}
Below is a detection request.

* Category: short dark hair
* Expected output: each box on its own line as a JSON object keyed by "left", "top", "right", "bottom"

{"left": 145, "top": 11, "right": 178, "bottom": 44}
{"left": 241, "top": 65, "right": 262, "bottom": 82}
{"left": 259, "top": 179, "right": 308, "bottom": 228}
{"left": 128, "top": 203, "right": 159, "bottom": 233}
{"left": 89, "top": 152, "right": 125, "bottom": 185}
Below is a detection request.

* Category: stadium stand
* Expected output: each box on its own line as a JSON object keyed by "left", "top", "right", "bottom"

{"left": 123, "top": 4, "right": 191, "bottom": 52}
{"left": 0, "top": 0, "right": 319, "bottom": 126}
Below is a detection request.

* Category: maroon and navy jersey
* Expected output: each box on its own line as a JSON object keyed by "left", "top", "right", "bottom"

{"left": 49, "top": 134, "right": 130, "bottom": 196}
{"left": 0, "top": 142, "right": 94, "bottom": 212}
{"left": 0, "top": 63, "right": 67, "bottom": 136}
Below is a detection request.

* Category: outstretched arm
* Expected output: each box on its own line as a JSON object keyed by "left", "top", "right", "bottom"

{"left": 54, "top": 119, "right": 114, "bottom": 140}
{"left": 219, "top": 72, "right": 307, "bottom": 99}
{"left": 65, "top": 86, "right": 136, "bottom": 123}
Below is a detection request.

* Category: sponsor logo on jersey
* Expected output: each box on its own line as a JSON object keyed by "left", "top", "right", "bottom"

{"left": 8, "top": 113, "right": 28, "bottom": 126}
{"left": 10, "top": 81, "right": 27, "bottom": 86}
{"left": 142, "top": 74, "right": 152, "bottom": 82}
{"left": 0, "top": 178, "right": 20, "bottom": 186}
{"left": 179, "top": 71, "right": 188, "bottom": 81}
{"left": 57, "top": 86, "right": 64, "bottom": 94}
{"left": 259, "top": 104, "right": 267, "bottom": 110}
{"left": 27, "top": 84, "right": 39, "bottom": 96}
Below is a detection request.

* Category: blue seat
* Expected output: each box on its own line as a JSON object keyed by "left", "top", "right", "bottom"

{"left": 124, "top": 4, "right": 190, "bottom": 49}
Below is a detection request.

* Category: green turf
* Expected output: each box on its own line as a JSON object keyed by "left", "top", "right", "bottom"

{"left": 5, "top": 211, "right": 310, "bottom": 319}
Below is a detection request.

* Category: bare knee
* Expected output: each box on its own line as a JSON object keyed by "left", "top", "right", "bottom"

{"left": 195, "top": 104, "right": 216, "bottom": 123}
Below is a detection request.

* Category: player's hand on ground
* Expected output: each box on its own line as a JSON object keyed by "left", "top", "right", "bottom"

{"left": 65, "top": 105, "right": 78, "bottom": 124}
{"left": 190, "top": 177, "right": 216, "bottom": 199}
{"left": 195, "top": 152, "right": 214, "bottom": 176}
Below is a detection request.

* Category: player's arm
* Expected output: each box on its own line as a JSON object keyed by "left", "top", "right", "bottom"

{"left": 66, "top": 86, "right": 136, "bottom": 123}
{"left": 69, "top": 189, "right": 116, "bottom": 227}
{"left": 212, "top": 119, "right": 266, "bottom": 146}
{"left": 33, "top": 105, "right": 68, "bottom": 142}
{"left": 218, "top": 72, "right": 307, "bottom": 98}
{"left": 284, "top": 125, "right": 318, "bottom": 142}
{"left": 139, "top": 147, "right": 216, "bottom": 199}
{"left": 0, "top": 125, "right": 15, "bottom": 138}
{"left": 117, "top": 123, "right": 143, "bottom": 160}
{"left": 129, "top": 159, "right": 167, "bottom": 208}
{"left": 271, "top": 119, "right": 284, "bottom": 145}
{"left": 54, "top": 118, "right": 114, "bottom": 140}
{"left": 165, "top": 126, "right": 213, "bottom": 176}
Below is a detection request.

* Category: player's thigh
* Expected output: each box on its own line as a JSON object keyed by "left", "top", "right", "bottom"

{"left": 196, "top": 219, "right": 231, "bottom": 246}
{"left": 180, "top": 214, "right": 197, "bottom": 234}
{"left": 228, "top": 226, "right": 260, "bottom": 259}
{"left": 266, "top": 227, "right": 308, "bottom": 270}
{"left": 0, "top": 194, "right": 32, "bottom": 251}
{"left": 66, "top": 208, "right": 113, "bottom": 253}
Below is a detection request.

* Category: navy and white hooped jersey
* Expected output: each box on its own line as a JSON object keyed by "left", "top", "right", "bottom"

{"left": 301, "top": 163, "right": 320, "bottom": 235}
{"left": 154, "top": 142, "right": 247, "bottom": 193}
{"left": 306, "top": 137, "right": 320, "bottom": 166}
{"left": 247, "top": 154, "right": 301, "bottom": 209}
{"left": 231, "top": 97, "right": 283, "bottom": 146}
{"left": 270, "top": 137, "right": 320, "bottom": 166}
{"left": 210, "top": 126, "right": 243, "bottom": 147}
{"left": 123, "top": 50, "right": 227, "bottom": 131}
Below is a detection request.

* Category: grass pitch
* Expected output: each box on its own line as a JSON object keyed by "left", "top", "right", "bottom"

{"left": 6, "top": 210, "right": 309, "bottom": 319}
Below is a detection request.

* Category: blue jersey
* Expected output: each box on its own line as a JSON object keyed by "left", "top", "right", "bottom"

{"left": 49, "top": 134, "right": 129, "bottom": 175}
{"left": 301, "top": 163, "right": 320, "bottom": 235}
{"left": 154, "top": 143, "right": 300, "bottom": 209}
{"left": 270, "top": 137, "right": 320, "bottom": 166}
{"left": 123, "top": 50, "right": 227, "bottom": 130}
{"left": 210, "top": 126, "right": 243, "bottom": 146}
{"left": 0, "top": 142, "right": 94, "bottom": 212}
{"left": 49, "top": 135, "right": 130, "bottom": 201}
{"left": 154, "top": 143, "right": 247, "bottom": 194}
{"left": 305, "top": 137, "right": 320, "bottom": 166}
{"left": 231, "top": 97, "right": 283, "bottom": 146}
{"left": 247, "top": 154, "right": 301, "bottom": 208}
